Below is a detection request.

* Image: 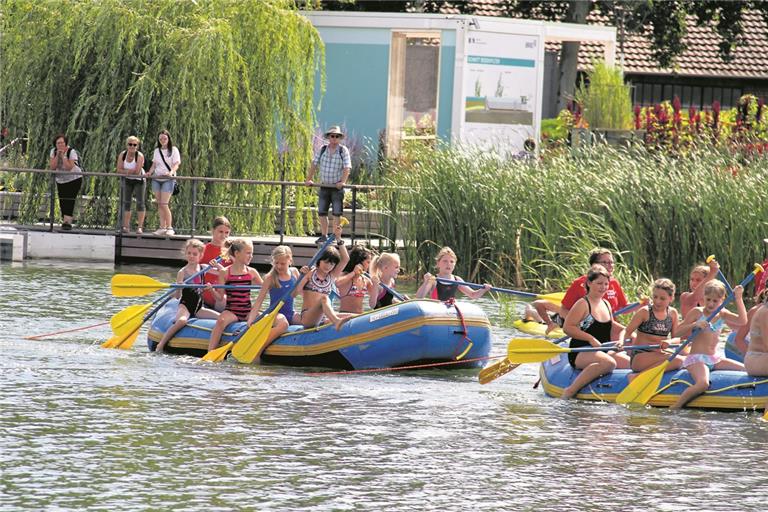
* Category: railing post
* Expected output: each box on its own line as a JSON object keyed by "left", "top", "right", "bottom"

{"left": 279, "top": 181, "right": 286, "bottom": 245}
{"left": 351, "top": 186, "right": 357, "bottom": 244}
{"left": 49, "top": 173, "right": 56, "bottom": 232}
{"left": 191, "top": 178, "right": 198, "bottom": 237}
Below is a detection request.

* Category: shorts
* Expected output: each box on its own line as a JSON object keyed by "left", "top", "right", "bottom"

{"left": 122, "top": 178, "right": 146, "bottom": 212}
{"left": 682, "top": 353, "right": 721, "bottom": 370}
{"left": 151, "top": 177, "right": 175, "bottom": 194}
{"left": 318, "top": 186, "right": 343, "bottom": 217}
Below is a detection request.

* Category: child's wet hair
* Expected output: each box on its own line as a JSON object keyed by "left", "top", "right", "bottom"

{"left": 690, "top": 264, "right": 709, "bottom": 278}
{"left": 653, "top": 278, "right": 676, "bottom": 298}
{"left": 344, "top": 245, "right": 373, "bottom": 272}
{"left": 182, "top": 238, "right": 205, "bottom": 255}
{"left": 584, "top": 264, "right": 610, "bottom": 292}
{"left": 318, "top": 246, "right": 341, "bottom": 266}
{"left": 212, "top": 216, "right": 231, "bottom": 230}
{"left": 703, "top": 280, "right": 727, "bottom": 299}
{"left": 223, "top": 238, "right": 252, "bottom": 260}
{"left": 435, "top": 246, "right": 457, "bottom": 263}
{"left": 371, "top": 253, "right": 400, "bottom": 276}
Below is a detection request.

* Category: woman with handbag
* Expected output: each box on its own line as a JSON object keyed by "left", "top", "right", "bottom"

{"left": 116, "top": 135, "right": 146, "bottom": 234}
{"left": 147, "top": 129, "right": 180, "bottom": 236}
{"left": 48, "top": 133, "right": 83, "bottom": 231}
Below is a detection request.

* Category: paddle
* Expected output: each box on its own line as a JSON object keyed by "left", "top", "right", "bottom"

{"left": 616, "top": 265, "right": 763, "bottom": 407}
{"left": 103, "top": 259, "right": 221, "bottom": 348}
{"left": 111, "top": 273, "right": 261, "bottom": 297}
{"left": 435, "top": 277, "right": 564, "bottom": 303}
{"left": 217, "top": 236, "right": 338, "bottom": 364}
{"left": 478, "top": 301, "right": 641, "bottom": 385}
{"left": 706, "top": 255, "right": 734, "bottom": 295}
{"left": 505, "top": 337, "right": 674, "bottom": 364}
{"left": 363, "top": 271, "right": 407, "bottom": 301}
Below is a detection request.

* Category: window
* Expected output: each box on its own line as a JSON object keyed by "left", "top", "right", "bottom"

{"left": 386, "top": 31, "right": 441, "bottom": 157}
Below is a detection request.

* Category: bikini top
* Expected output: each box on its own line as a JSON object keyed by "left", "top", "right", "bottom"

{"left": 637, "top": 305, "right": 673, "bottom": 337}
{"left": 344, "top": 277, "right": 367, "bottom": 298}
{"left": 700, "top": 314, "right": 725, "bottom": 333}
{"left": 303, "top": 270, "right": 333, "bottom": 295}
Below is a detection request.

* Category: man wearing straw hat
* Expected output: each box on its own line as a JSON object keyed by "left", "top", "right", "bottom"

{"left": 306, "top": 125, "right": 351, "bottom": 244}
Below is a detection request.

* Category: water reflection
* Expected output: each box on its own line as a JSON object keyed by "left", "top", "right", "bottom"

{"left": 2, "top": 261, "right": 768, "bottom": 510}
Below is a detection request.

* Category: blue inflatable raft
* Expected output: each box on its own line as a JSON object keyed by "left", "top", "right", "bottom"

{"left": 540, "top": 353, "right": 768, "bottom": 410}
{"left": 147, "top": 299, "right": 492, "bottom": 369}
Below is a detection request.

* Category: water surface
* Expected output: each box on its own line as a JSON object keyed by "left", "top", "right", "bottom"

{"left": 2, "top": 261, "right": 766, "bottom": 511}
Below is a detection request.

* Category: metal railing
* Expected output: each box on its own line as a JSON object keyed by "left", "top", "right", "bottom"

{"left": 0, "top": 166, "right": 404, "bottom": 246}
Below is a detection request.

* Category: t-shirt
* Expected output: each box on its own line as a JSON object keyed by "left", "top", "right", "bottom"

{"left": 50, "top": 147, "right": 82, "bottom": 184}
{"left": 152, "top": 147, "right": 181, "bottom": 177}
{"left": 200, "top": 242, "right": 232, "bottom": 307}
{"left": 561, "top": 274, "right": 628, "bottom": 312}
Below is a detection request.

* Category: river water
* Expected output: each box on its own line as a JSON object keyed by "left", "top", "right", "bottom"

{"left": 2, "top": 260, "right": 767, "bottom": 511}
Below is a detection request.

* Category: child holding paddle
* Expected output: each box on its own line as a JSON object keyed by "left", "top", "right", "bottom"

{"left": 207, "top": 239, "right": 273, "bottom": 352}
{"left": 335, "top": 245, "right": 375, "bottom": 314}
{"left": 670, "top": 280, "right": 747, "bottom": 409}
{"left": 295, "top": 223, "right": 349, "bottom": 330}
{"left": 623, "top": 278, "right": 684, "bottom": 373}
{"left": 370, "top": 252, "right": 406, "bottom": 309}
{"left": 249, "top": 245, "right": 301, "bottom": 326}
{"left": 201, "top": 216, "right": 232, "bottom": 311}
{"left": 156, "top": 239, "right": 220, "bottom": 353}
{"left": 680, "top": 259, "right": 719, "bottom": 317}
{"left": 561, "top": 265, "right": 629, "bottom": 399}
{"left": 415, "top": 247, "right": 491, "bottom": 301}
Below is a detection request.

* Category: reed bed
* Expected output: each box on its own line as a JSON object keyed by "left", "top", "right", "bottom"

{"left": 389, "top": 143, "right": 768, "bottom": 298}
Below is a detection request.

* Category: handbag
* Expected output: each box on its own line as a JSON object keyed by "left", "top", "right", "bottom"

{"left": 158, "top": 148, "right": 180, "bottom": 195}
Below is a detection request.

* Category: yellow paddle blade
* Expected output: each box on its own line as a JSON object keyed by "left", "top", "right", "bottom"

{"left": 339, "top": 216, "right": 350, "bottom": 227}
{"left": 763, "top": 409, "right": 768, "bottom": 421}
{"left": 115, "top": 329, "right": 141, "bottom": 350}
{"left": 478, "top": 358, "right": 521, "bottom": 384}
{"left": 506, "top": 337, "right": 569, "bottom": 363}
{"left": 111, "top": 274, "right": 170, "bottom": 297}
{"left": 101, "top": 334, "right": 123, "bottom": 349}
{"left": 110, "top": 303, "right": 151, "bottom": 335}
{"left": 615, "top": 361, "right": 669, "bottom": 406}
{"left": 231, "top": 304, "right": 283, "bottom": 364}
{"left": 202, "top": 342, "right": 233, "bottom": 362}
{"left": 536, "top": 291, "right": 564, "bottom": 304}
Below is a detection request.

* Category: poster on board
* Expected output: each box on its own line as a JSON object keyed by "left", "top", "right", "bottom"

{"left": 462, "top": 31, "right": 540, "bottom": 155}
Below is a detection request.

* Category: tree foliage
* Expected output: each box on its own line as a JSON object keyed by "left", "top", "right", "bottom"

{"left": 0, "top": 0, "right": 324, "bottom": 233}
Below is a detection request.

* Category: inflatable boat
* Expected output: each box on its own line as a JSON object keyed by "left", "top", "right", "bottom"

{"left": 147, "top": 299, "right": 492, "bottom": 369}
{"left": 540, "top": 353, "right": 768, "bottom": 410}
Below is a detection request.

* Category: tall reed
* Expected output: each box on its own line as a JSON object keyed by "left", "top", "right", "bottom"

{"left": 389, "top": 143, "right": 768, "bottom": 298}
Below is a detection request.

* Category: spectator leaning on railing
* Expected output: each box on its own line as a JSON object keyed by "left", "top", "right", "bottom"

{"left": 48, "top": 133, "right": 83, "bottom": 231}
{"left": 305, "top": 125, "right": 351, "bottom": 245}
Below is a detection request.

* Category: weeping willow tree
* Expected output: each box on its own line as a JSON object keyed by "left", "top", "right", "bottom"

{"left": 0, "top": 0, "right": 323, "bottom": 233}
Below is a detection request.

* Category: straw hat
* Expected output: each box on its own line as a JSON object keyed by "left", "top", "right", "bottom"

{"left": 325, "top": 126, "right": 344, "bottom": 138}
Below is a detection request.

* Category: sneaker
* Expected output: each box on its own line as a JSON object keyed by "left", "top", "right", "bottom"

{"left": 136, "top": 227, "right": 143, "bottom": 235}
{"left": 165, "top": 228, "right": 175, "bottom": 236}
{"left": 314, "top": 234, "right": 328, "bottom": 244}
{"left": 153, "top": 228, "right": 167, "bottom": 236}
{"left": 61, "top": 222, "right": 72, "bottom": 231}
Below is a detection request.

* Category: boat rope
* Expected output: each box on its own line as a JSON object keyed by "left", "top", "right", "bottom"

{"left": 305, "top": 354, "right": 505, "bottom": 377}
{"left": 446, "top": 298, "right": 473, "bottom": 360}
{"left": 25, "top": 321, "right": 110, "bottom": 340}
{"left": 656, "top": 376, "right": 768, "bottom": 396}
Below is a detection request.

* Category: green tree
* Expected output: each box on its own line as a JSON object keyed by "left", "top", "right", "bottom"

{"left": 0, "top": 0, "right": 324, "bottom": 233}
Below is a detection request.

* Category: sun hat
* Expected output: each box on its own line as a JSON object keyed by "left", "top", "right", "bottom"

{"left": 325, "top": 126, "right": 344, "bottom": 138}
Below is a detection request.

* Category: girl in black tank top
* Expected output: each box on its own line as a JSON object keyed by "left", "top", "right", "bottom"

{"left": 560, "top": 265, "right": 630, "bottom": 399}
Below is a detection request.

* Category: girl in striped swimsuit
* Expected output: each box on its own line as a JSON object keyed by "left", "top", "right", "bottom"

{"left": 207, "top": 238, "right": 263, "bottom": 352}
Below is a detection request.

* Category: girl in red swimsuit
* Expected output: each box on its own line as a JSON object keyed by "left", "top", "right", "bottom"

{"left": 207, "top": 238, "right": 264, "bottom": 352}
{"left": 335, "top": 245, "right": 374, "bottom": 314}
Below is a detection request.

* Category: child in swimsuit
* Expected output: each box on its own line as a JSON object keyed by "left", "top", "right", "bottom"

{"left": 623, "top": 278, "right": 683, "bottom": 373}
{"left": 296, "top": 223, "right": 349, "bottom": 329}
{"left": 156, "top": 239, "right": 220, "bottom": 352}
{"left": 743, "top": 291, "right": 768, "bottom": 377}
{"left": 671, "top": 280, "right": 747, "bottom": 410}
{"left": 249, "top": 245, "right": 300, "bottom": 327}
{"left": 370, "top": 252, "right": 405, "bottom": 309}
{"left": 415, "top": 246, "right": 491, "bottom": 301}
{"left": 561, "top": 265, "right": 629, "bottom": 399}
{"left": 200, "top": 216, "right": 232, "bottom": 311}
{"left": 679, "top": 259, "right": 718, "bottom": 318}
{"left": 335, "top": 245, "right": 375, "bottom": 314}
{"left": 207, "top": 238, "right": 264, "bottom": 352}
